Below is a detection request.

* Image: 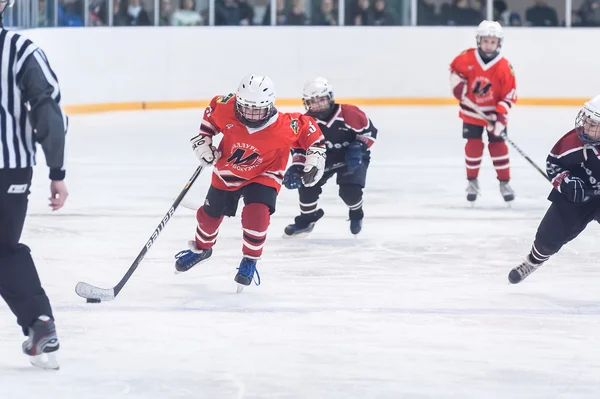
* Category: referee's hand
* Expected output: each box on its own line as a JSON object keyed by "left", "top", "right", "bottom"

{"left": 49, "top": 180, "right": 68, "bottom": 211}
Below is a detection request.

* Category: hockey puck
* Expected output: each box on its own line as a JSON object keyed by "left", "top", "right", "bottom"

{"left": 86, "top": 298, "right": 101, "bottom": 304}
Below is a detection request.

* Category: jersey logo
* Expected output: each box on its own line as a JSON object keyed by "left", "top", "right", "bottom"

{"left": 472, "top": 80, "right": 492, "bottom": 96}
{"left": 217, "top": 93, "right": 235, "bottom": 104}
{"left": 227, "top": 143, "right": 263, "bottom": 171}
{"left": 471, "top": 77, "right": 494, "bottom": 102}
{"left": 291, "top": 119, "right": 299, "bottom": 135}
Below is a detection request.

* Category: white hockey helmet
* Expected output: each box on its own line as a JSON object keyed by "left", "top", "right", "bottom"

{"left": 575, "top": 95, "right": 600, "bottom": 145}
{"left": 302, "top": 77, "right": 335, "bottom": 116}
{"left": 476, "top": 20, "right": 503, "bottom": 58}
{"left": 235, "top": 74, "right": 276, "bottom": 128}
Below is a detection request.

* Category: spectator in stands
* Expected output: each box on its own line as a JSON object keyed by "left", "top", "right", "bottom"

{"left": 312, "top": 0, "right": 337, "bottom": 25}
{"left": 578, "top": 0, "right": 600, "bottom": 26}
{"left": 350, "top": 0, "right": 373, "bottom": 25}
{"left": 493, "top": 0, "right": 508, "bottom": 24}
{"left": 237, "top": 0, "right": 254, "bottom": 26}
{"left": 262, "top": 0, "right": 286, "bottom": 25}
{"left": 417, "top": 0, "right": 438, "bottom": 25}
{"left": 286, "top": 0, "right": 308, "bottom": 25}
{"left": 237, "top": 0, "right": 254, "bottom": 25}
{"left": 114, "top": 0, "right": 151, "bottom": 25}
{"left": 525, "top": 0, "right": 558, "bottom": 26}
{"left": 443, "top": 0, "right": 482, "bottom": 26}
{"left": 215, "top": 0, "right": 241, "bottom": 25}
{"left": 159, "top": 0, "right": 174, "bottom": 25}
{"left": 508, "top": 11, "right": 521, "bottom": 25}
{"left": 57, "top": 0, "right": 84, "bottom": 26}
{"left": 171, "top": 0, "right": 203, "bottom": 25}
{"left": 372, "top": 0, "right": 395, "bottom": 25}
{"left": 493, "top": 0, "right": 522, "bottom": 26}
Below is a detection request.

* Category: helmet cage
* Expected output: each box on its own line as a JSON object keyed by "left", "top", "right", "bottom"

{"left": 234, "top": 101, "right": 274, "bottom": 129}
{"left": 575, "top": 108, "right": 600, "bottom": 145}
{"left": 303, "top": 93, "right": 333, "bottom": 114}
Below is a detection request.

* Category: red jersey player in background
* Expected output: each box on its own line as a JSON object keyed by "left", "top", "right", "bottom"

{"left": 450, "top": 20, "right": 517, "bottom": 204}
{"left": 173, "top": 75, "right": 326, "bottom": 292}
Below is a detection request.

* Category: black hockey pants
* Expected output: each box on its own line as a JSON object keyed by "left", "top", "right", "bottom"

{"left": 532, "top": 193, "right": 600, "bottom": 259}
{"left": 0, "top": 168, "right": 53, "bottom": 335}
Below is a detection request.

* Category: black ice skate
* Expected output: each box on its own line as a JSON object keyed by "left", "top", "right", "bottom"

{"left": 22, "top": 315, "right": 60, "bottom": 370}
{"left": 509, "top": 256, "right": 542, "bottom": 284}
{"left": 349, "top": 208, "right": 364, "bottom": 235}
{"left": 283, "top": 209, "right": 325, "bottom": 238}
{"left": 466, "top": 179, "right": 480, "bottom": 202}
{"left": 499, "top": 181, "right": 515, "bottom": 202}
{"left": 174, "top": 240, "right": 213, "bottom": 272}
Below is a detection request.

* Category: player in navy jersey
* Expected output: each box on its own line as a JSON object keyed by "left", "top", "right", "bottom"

{"left": 283, "top": 78, "right": 378, "bottom": 236}
{"left": 509, "top": 95, "right": 600, "bottom": 283}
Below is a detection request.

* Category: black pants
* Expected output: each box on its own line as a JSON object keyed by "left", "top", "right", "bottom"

{"left": 0, "top": 168, "right": 53, "bottom": 335}
{"left": 203, "top": 183, "right": 278, "bottom": 219}
{"left": 462, "top": 122, "right": 506, "bottom": 142}
{"left": 297, "top": 161, "right": 368, "bottom": 220}
{"left": 532, "top": 193, "right": 600, "bottom": 259}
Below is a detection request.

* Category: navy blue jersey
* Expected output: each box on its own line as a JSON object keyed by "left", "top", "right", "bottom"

{"left": 547, "top": 129, "right": 600, "bottom": 202}
{"left": 291, "top": 104, "right": 377, "bottom": 167}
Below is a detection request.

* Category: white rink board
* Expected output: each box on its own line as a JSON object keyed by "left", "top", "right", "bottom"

{"left": 18, "top": 27, "right": 600, "bottom": 106}
{"left": 1, "top": 106, "right": 600, "bottom": 398}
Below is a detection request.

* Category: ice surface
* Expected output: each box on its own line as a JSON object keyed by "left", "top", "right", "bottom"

{"left": 2, "top": 106, "right": 600, "bottom": 398}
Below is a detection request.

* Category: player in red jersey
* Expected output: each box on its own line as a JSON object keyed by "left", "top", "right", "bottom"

{"left": 174, "top": 75, "right": 326, "bottom": 291}
{"left": 450, "top": 20, "right": 518, "bottom": 203}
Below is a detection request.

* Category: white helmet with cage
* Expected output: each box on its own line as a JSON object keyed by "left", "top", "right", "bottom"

{"left": 235, "top": 74, "right": 276, "bottom": 128}
{"left": 302, "top": 77, "right": 335, "bottom": 117}
{"left": 575, "top": 95, "right": 600, "bottom": 145}
{"left": 476, "top": 20, "right": 504, "bottom": 59}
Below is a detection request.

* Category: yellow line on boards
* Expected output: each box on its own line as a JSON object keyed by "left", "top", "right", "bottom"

{"left": 62, "top": 98, "right": 590, "bottom": 115}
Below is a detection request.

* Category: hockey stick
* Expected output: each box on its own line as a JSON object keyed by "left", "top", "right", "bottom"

{"left": 75, "top": 165, "right": 205, "bottom": 302}
{"left": 461, "top": 98, "right": 550, "bottom": 181}
{"left": 325, "top": 161, "right": 346, "bottom": 172}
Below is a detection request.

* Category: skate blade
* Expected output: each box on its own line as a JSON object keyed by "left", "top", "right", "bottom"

{"left": 30, "top": 353, "right": 59, "bottom": 370}
{"left": 281, "top": 231, "right": 312, "bottom": 239}
{"left": 236, "top": 284, "right": 245, "bottom": 293}
{"left": 174, "top": 257, "right": 212, "bottom": 274}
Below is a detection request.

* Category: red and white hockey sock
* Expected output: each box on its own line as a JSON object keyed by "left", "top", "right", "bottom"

{"left": 195, "top": 206, "right": 224, "bottom": 251}
{"left": 488, "top": 141, "right": 510, "bottom": 181}
{"left": 465, "top": 138, "right": 484, "bottom": 180}
{"left": 241, "top": 203, "right": 270, "bottom": 259}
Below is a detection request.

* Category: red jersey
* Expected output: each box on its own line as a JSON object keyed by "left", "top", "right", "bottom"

{"left": 450, "top": 48, "right": 517, "bottom": 127}
{"left": 198, "top": 94, "right": 324, "bottom": 193}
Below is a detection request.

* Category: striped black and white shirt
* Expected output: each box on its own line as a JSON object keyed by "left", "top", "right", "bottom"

{"left": 0, "top": 25, "right": 67, "bottom": 180}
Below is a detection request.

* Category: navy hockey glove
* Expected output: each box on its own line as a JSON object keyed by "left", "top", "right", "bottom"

{"left": 283, "top": 164, "right": 304, "bottom": 189}
{"left": 554, "top": 172, "right": 590, "bottom": 203}
{"left": 345, "top": 141, "right": 366, "bottom": 174}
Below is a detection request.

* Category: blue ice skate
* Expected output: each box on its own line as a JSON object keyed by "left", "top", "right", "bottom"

{"left": 235, "top": 257, "right": 260, "bottom": 292}
{"left": 174, "top": 241, "right": 213, "bottom": 272}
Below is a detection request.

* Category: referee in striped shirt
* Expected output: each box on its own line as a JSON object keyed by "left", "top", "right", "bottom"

{"left": 1, "top": 0, "right": 67, "bottom": 368}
